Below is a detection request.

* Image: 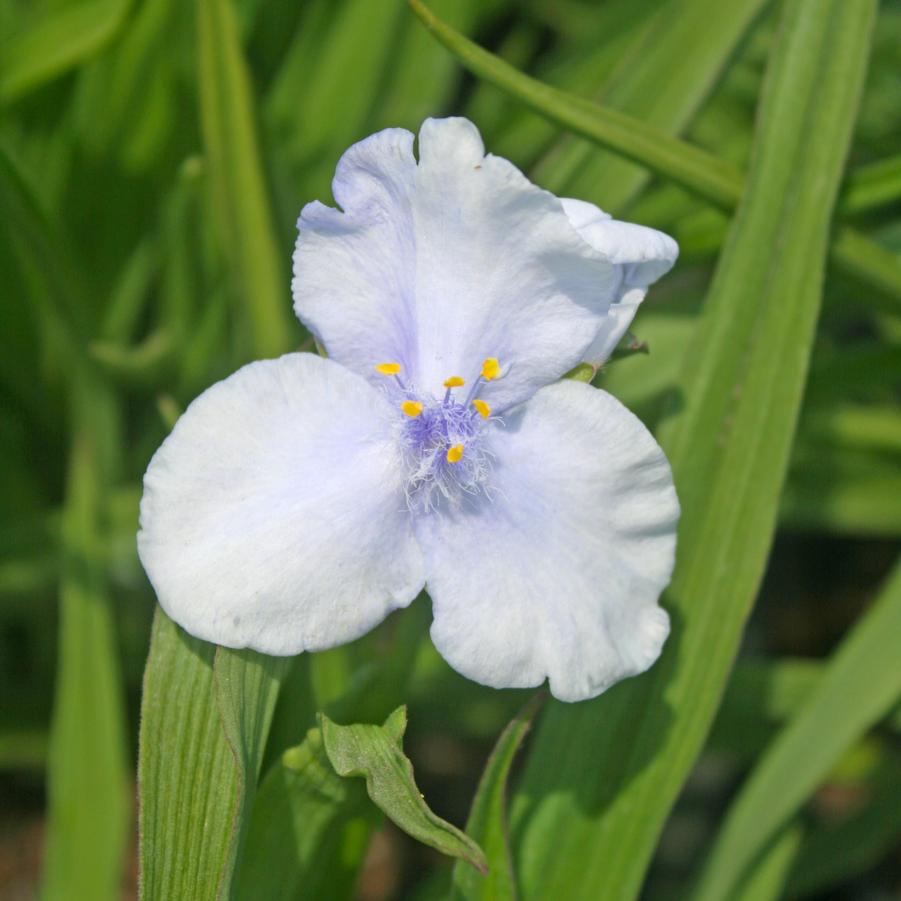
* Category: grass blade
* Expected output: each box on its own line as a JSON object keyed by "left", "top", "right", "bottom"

{"left": 534, "top": 0, "right": 769, "bottom": 213}
{"left": 0, "top": 0, "right": 131, "bottom": 104}
{"left": 452, "top": 693, "right": 544, "bottom": 901}
{"left": 694, "top": 559, "right": 901, "bottom": 900}
{"left": 511, "top": 1, "right": 876, "bottom": 897}
{"left": 197, "top": 0, "right": 293, "bottom": 360}
{"left": 42, "top": 377, "right": 130, "bottom": 901}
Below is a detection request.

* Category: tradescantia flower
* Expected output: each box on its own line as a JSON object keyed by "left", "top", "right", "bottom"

{"left": 138, "top": 117, "right": 680, "bottom": 703}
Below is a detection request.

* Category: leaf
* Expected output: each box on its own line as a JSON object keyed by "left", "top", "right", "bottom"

{"left": 407, "top": 0, "right": 901, "bottom": 312}
{"left": 511, "top": 1, "right": 877, "bottom": 898}
{"left": 320, "top": 706, "right": 488, "bottom": 873}
{"left": 234, "top": 724, "right": 379, "bottom": 901}
{"left": 731, "top": 824, "right": 804, "bottom": 901}
{"left": 453, "top": 693, "right": 545, "bottom": 901}
{"left": 786, "top": 750, "right": 901, "bottom": 897}
{"left": 534, "top": 0, "right": 770, "bottom": 214}
{"left": 42, "top": 376, "right": 130, "bottom": 901}
{"left": 694, "top": 559, "right": 901, "bottom": 900}
{"left": 138, "top": 609, "right": 289, "bottom": 900}
{"left": 0, "top": 0, "right": 132, "bottom": 104}
{"left": 197, "top": 0, "right": 293, "bottom": 360}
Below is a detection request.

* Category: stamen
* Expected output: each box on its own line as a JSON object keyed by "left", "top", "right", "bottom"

{"left": 481, "top": 358, "right": 500, "bottom": 381}
{"left": 375, "top": 362, "right": 402, "bottom": 375}
{"left": 472, "top": 399, "right": 491, "bottom": 419}
{"left": 443, "top": 375, "right": 465, "bottom": 388}
{"left": 401, "top": 400, "right": 423, "bottom": 418}
{"left": 446, "top": 444, "right": 464, "bottom": 463}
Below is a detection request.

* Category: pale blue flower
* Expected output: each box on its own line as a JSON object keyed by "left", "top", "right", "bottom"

{"left": 138, "top": 117, "right": 679, "bottom": 702}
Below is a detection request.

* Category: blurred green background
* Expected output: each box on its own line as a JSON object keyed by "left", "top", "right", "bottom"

{"left": 1, "top": 0, "right": 899, "bottom": 898}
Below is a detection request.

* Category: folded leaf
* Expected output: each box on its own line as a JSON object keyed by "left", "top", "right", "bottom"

{"left": 321, "top": 707, "right": 488, "bottom": 874}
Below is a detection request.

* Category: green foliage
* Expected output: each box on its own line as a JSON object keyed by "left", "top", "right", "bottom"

{"left": 452, "top": 694, "right": 544, "bottom": 901}
{"left": 1, "top": 0, "right": 899, "bottom": 898}
{"left": 235, "top": 724, "right": 379, "bottom": 901}
{"left": 321, "top": 707, "right": 488, "bottom": 874}
{"left": 139, "top": 610, "right": 288, "bottom": 900}
{"left": 696, "top": 560, "right": 901, "bottom": 899}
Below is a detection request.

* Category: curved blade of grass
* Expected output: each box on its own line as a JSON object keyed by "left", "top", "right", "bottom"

{"left": 321, "top": 707, "right": 488, "bottom": 873}
{"left": 694, "top": 559, "right": 901, "bottom": 900}
{"left": 407, "top": 0, "right": 901, "bottom": 311}
{"left": 534, "top": 0, "right": 769, "bottom": 213}
{"left": 452, "top": 693, "right": 544, "bottom": 901}
{"left": 138, "top": 610, "right": 288, "bottom": 900}
{"left": 197, "top": 0, "right": 292, "bottom": 360}
{"left": 0, "top": 0, "right": 131, "bottom": 104}
{"left": 509, "top": 1, "right": 876, "bottom": 898}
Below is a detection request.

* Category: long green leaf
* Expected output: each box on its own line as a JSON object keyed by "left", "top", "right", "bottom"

{"left": 0, "top": 0, "right": 131, "bottom": 104}
{"left": 453, "top": 694, "right": 544, "bottom": 901}
{"left": 732, "top": 824, "right": 804, "bottom": 901}
{"left": 197, "top": 0, "right": 293, "bottom": 360}
{"left": 1, "top": 147, "right": 130, "bottom": 901}
{"left": 510, "top": 1, "right": 876, "bottom": 898}
{"left": 694, "top": 559, "right": 901, "bottom": 899}
{"left": 321, "top": 707, "right": 488, "bottom": 873}
{"left": 138, "top": 610, "right": 288, "bottom": 900}
{"left": 534, "top": 0, "right": 769, "bottom": 213}
{"left": 42, "top": 375, "right": 130, "bottom": 901}
{"left": 407, "top": 0, "right": 901, "bottom": 311}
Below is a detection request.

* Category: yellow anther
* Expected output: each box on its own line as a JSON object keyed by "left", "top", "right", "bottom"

{"left": 446, "top": 444, "right": 464, "bottom": 463}
{"left": 401, "top": 400, "right": 423, "bottom": 418}
{"left": 443, "top": 375, "right": 465, "bottom": 388}
{"left": 481, "top": 357, "right": 500, "bottom": 381}
{"left": 472, "top": 399, "right": 491, "bottom": 419}
{"left": 375, "top": 362, "right": 402, "bottom": 375}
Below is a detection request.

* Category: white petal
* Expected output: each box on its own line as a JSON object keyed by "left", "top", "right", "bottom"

{"left": 561, "top": 197, "right": 679, "bottom": 364}
{"left": 138, "top": 353, "right": 424, "bottom": 654}
{"left": 293, "top": 117, "right": 619, "bottom": 411}
{"left": 415, "top": 380, "right": 678, "bottom": 702}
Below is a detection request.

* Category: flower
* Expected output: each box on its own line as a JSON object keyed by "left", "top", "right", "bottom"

{"left": 138, "top": 117, "right": 680, "bottom": 702}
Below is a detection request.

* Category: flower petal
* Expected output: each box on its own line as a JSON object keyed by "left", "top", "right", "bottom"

{"left": 293, "top": 117, "right": 619, "bottom": 411}
{"left": 414, "top": 380, "right": 678, "bottom": 702}
{"left": 138, "top": 353, "right": 424, "bottom": 654}
{"left": 562, "top": 197, "right": 679, "bottom": 365}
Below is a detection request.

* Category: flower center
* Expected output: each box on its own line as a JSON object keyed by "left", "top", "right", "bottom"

{"left": 375, "top": 359, "right": 501, "bottom": 512}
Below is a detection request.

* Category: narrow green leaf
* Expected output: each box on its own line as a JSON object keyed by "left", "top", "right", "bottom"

{"left": 197, "top": 0, "right": 293, "bottom": 360}
{"left": 321, "top": 707, "right": 488, "bottom": 873}
{"left": 138, "top": 610, "right": 288, "bottom": 900}
{"left": 732, "top": 824, "right": 804, "bottom": 901}
{"left": 694, "top": 559, "right": 901, "bottom": 900}
{"left": 407, "top": 0, "right": 901, "bottom": 312}
{"left": 535, "top": 0, "right": 769, "bottom": 213}
{"left": 840, "top": 153, "right": 901, "bottom": 215}
{"left": 453, "top": 693, "right": 544, "bottom": 901}
{"left": 786, "top": 751, "right": 901, "bottom": 897}
{"left": 0, "top": 0, "right": 131, "bottom": 104}
{"left": 512, "top": 2, "right": 876, "bottom": 899}
{"left": 42, "top": 376, "right": 130, "bottom": 901}
{"left": 234, "top": 724, "right": 379, "bottom": 901}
